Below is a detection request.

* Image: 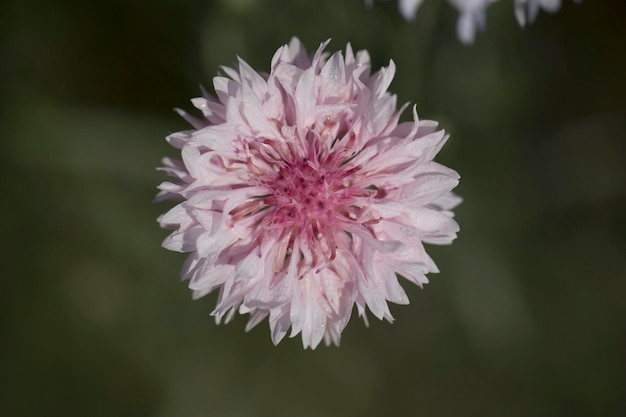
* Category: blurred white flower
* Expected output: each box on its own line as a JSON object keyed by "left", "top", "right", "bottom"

{"left": 398, "top": 0, "right": 425, "bottom": 20}
{"left": 369, "top": 0, "right": 579, "bottom": 43}
{"left": 514, "top": 0, "right": 562, "bottom": 26}
{"left": 449, "top": 0, "right": 497, "bottom": 44}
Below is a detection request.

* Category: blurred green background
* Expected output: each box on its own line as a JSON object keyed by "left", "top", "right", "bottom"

{"left": 2, "top": 1, "right": 625, "bottom": 416}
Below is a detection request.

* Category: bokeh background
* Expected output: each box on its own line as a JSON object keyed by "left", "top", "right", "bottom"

{"left": 2, "top": 1, "right": 625, "bottom": 416}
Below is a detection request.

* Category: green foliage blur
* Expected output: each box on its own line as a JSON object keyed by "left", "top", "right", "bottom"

{"left": 2, "top": 1, "right": 625, "bottom": 416}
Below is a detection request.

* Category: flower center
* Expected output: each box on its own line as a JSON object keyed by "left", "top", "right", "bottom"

{"left": 264, "top": 157, "right": 359, "bottom": 229}
{"left": 228, "top": 119, "right": 376, "bottom": 271}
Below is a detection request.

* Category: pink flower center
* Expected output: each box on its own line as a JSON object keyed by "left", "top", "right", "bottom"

{"left": 226, "top": 110, "right": 392, "bottom": 274}
{"left": 228, "top": 128, "right": 375, "bottom": 269}
{"left": 266, "top": 156, "right": 364, "bottom": 233}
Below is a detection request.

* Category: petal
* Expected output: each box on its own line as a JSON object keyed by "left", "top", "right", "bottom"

{"left": 398, "top": 0, "right": 424, "bottom": 20}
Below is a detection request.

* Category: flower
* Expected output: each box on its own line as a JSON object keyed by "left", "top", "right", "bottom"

{"left": 398, "top": 0, "right": 425, "bottom": 20}
{"left": 449, "top": 0, "right": 496, "bottom": 44}
{"left": 157, "top": 38, "right": 461, "bottom": 349}
{"left": 378, "top": 0, "right": 579, "bottom": 43}
{"left": 514, "top": 0, "right": 566, "bottom": 26}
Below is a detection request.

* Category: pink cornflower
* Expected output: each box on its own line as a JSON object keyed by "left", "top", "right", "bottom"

{"left": 157, "top": 38, "right": 460, "bottom": 349}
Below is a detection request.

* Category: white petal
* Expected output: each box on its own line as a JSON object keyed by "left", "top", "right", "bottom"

{"left": 398, "top": 0, "right": 424, "bottom": 20}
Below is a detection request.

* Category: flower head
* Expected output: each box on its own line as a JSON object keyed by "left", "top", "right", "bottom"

{"left": 379, "top": 0, "right": 579, "bottom": 43}
{"left": 514, "top": 0, "right": 565, "bottom": 26}
{"left": 157, "top": 38, "right": 460, "bottom": 349}
{"left": 449, "top": 0, "right": 496, "bottom": 44}
{"left": 398, "top": 0, "right": 425, "bottom": 20}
